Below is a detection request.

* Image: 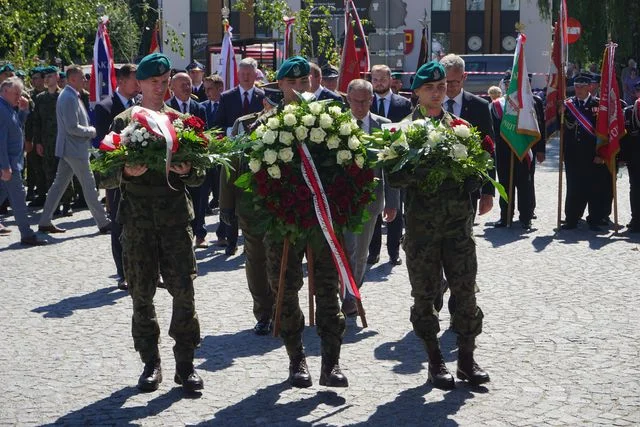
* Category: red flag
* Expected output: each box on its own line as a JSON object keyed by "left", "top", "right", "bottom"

{"left": 149, "top": 20, "right": 161, "bottom": 54}
{"left": 283, "top": 16, "right": 296, "bottom": 59}
{"left": 544, "top": 22, "right": 564, "bottom": 136}
{"left": 596, "top": 42, "right": 626, "bottom": 172}
{"left": 89, "top": 16, "right": 117, "bottom": 108}
{"left": 338, "top": 1, "right": 369, "bottom": 92}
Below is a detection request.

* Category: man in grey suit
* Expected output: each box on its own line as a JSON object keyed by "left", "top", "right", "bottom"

{"left": 38, "top": 65, "right": 110, "bottom": 234}
{"left": 342, "top": 79, "right": 400, "bottom": 316}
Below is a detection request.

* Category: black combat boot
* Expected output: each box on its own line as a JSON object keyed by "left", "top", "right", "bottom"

{"left": 319, "top": 357, "right": 348, "bottom": 388}
{"left": 427, "top": 348, "right": 455, "bottom": 390}
{"left": 288, "top": 353, "right": 312, "bottom": 388}
{"left": 137, "top": 358, "right": 162, "bottom": 392}
{"left": 174, "top": 362, "right": 204, "bottom": 392}
{"left": 457, "top": 351, "right": 490, "bottom": 385}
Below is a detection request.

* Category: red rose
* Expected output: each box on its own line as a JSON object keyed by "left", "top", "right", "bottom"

{"left": 255, "top": 169, "right": 268, "bottom": 185}
{"left": 450, "top": 118, "right": 470, "bottom": 128}
{"left": 482, "top": 135, "right": 495, "bottom": 155}
{"left": 166, "top": 111, "right": 180, "bottom": 122}
{"left": 301, "top": 216, "right": 317, "bottom": 228}
{"left": 285, "top": 213, "right": 297, "bottom": 224}
{"left": 183, "top": 115, "right": 205, "bottom": 132}
{"left": 337, "top": 195, "right": 351, "bottom": 211}
{"left": 347, "top": 163, "right": 360, "bottom": 177}
{"left": 390, "top": 127, "right": 397, "bottom": 132}
{"left": 298, "top": 200, "right": 312, "bottom": 214}
{"left": 281, "top": 192, "right": 296, "bottom": 209}
{"left": 257, "top": 183, "right": 268, "bottom": 197}
{"left": 266, "top": 200, "right": 279, "bottom": 213}
{"left": 335, "top": 214, "right": 347, "bottom": 225}
{"left": 296, "top": 185, "right": 311, "bottom": 201}
{"left": 333, "top": 175, "right": 348, "bottom": 190}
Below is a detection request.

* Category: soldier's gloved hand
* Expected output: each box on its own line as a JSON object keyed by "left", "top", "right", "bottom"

{"left": 463, "top": 176, "right": 483, "bottom": 193}
{"left": 220, "top": 208, "right": 237, "bottom": 226}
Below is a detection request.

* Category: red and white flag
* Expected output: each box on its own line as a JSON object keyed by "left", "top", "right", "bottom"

{"left": 596, "top": 42, "right": 626, "bottom": 172}
{"left": 338, "top": 0, "right": 369, "bottom": 92}
{"left": 544, "top": 0, "right": 567, "bottom": 137}
{"left": 219, "top": 23, "right": 238, "bottom": 91}
{"left": 149, "top": 20, "right": 161, "bottom": 54}
{"left": 283, "top": 16, "right": 296, "bottom": 59}
{"left": 89, "top": 16, "right": 117, "bottom": 108}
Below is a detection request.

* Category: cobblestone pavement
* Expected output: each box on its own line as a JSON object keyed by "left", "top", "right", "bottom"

{"left": 1, "top": 140, "right": 639, "bottom": 426}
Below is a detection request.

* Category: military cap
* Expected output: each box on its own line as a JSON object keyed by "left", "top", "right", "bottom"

{"left": 411, "top": 61, "right": 446, "bottom": 90}
{"left": 16, "top": 70, "right": 26, "bottom": 79}
{"left": 186, "top": 60, "right": 204, "bottom": 72}
{"left": 573, "top": 73, "right": 592, "bottom": 85}
{"left": 0, "top": 63, "right": 15, "bottom": 74}
{"left": 41, "top": 66, "right": 58, "bottom": 75}
{"left": 502, "top": 70, "right": 512, "bottom": 82}
{"left": 264, "top": 87, "right": 284, "bottom": 106}
{"left": 321, "top": 64, "right": 339, "bottom": 79}
{"left": 29, "top": 66, "right": 44, "bottom": 77}
{"left": 136, "top": 53, "right": 171, "bottom": 80}
{"left": 590, "top": 73, "right": 601, "bottom": 83}
{"left": 276, "top": 56, "right": 310, "bottom": 80}
{"left": 391, "top": 72, "right": 403, "bottom": 80}
{"left": 58, "top": 71, "right": 67, "bottom": 79}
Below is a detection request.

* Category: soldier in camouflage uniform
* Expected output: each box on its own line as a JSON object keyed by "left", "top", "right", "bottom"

{"left": 263, "top": 57, "right": 348, "bottom": 389}
{"left": 31, "top": 66, "right": 74, "bottom": 215}
{"left": 24, "top": 67, "right": 46, "bottom": 202}
{"left": 102, "top": 53, "right": 204, "bottom": 393}
{"left": 386, "top": 61, "right": 490, "bottom": 390}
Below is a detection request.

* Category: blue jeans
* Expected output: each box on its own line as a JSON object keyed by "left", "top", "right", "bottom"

{"left": 0, "top": 170, "right": 37, "bottom": 239}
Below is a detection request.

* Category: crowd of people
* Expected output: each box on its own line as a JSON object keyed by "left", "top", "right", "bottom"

{"left": 1, "top": 50, "right": 639, "bottom": 394}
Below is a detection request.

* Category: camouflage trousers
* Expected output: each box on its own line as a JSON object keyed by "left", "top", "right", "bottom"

{"left": 264, "top": 234, "right": 345, "bottom": 360}
{"left": 238, "top": 218, "right": 273, "bottom": 323}
{"left": 121, "top": 224, "right": 200, "bottom": 364}
{"left": 403, "top": 192, "right": 483, "bottom": 353}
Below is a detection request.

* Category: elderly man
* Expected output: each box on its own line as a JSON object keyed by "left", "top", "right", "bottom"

{"left": 0, "top": 77, "right": 46, "bottom": 245}
{"left": 37, "top": 66, "right": 110, "bottom": 234}
{"left": 342, "top": 79, "right": 399, "bottom": 317}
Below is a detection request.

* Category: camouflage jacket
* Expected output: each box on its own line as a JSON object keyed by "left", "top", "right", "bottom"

{"left": 31, "top": 88, "right": 60, "bottom": 148}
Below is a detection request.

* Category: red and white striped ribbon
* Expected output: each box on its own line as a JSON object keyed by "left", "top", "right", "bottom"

{"left": 297, "top": 143, "right": 361, "bottom": 301}
{"left": 99, "top": 132, "right": 121, "bottom": 151}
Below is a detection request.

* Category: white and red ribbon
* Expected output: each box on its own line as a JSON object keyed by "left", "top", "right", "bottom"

{"left": 99, "top": 132, "right": 121, "bottom": 151}
{"left": 297, "top": 143, "right": 361, "bottom": 301}
{"left": 564, "top": 99, "right": 596, "bottom": 136}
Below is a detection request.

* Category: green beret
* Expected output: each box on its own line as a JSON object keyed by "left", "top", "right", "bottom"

{"left": 16, "top": 70, "right": 26, "bottom": 78}
{"left": 41, "top": 66, "right": 58, "bottom": 76}
{"left": 29, "top": 66, "right": 44, "bottom": 77}
{"left": 0, "top": 63, "right": 15, "bottom": 74}
{"left": 391, "top": 72, "right": 402, "bottom": 80}
{"left": 276, "top": 56, "right": 310, "bottom": 80}
{"left": 58, "top": 71, "right": 67, "bottom": 79}
{"left": 136, "top": 53, "right": 171, "bottom": 80}
{"left": 411, "top": 61, "right": 446, "bottom": 90}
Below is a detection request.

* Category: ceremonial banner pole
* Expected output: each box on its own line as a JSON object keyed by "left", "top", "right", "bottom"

{"left": 507, "top": 152, "right": 515, "bottom": 227}
{"left": 306, "top": 245, "right": 316, "bottom": 327}
{"left": 557, "top": 113, "right": 565, "bottom": 230}
{"left": 272, "top": 239, "right": 290, "bottom": 337}
{"left": 612, "top": 159, "right": 619, "bottom": 234}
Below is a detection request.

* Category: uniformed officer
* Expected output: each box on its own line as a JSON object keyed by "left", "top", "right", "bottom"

{"left": 620, "top": 81, "right": 640, "bottom": 232}
{"left": 32, "top": 66, "right": 74, "bottom": 216}
{"left": 386, "top": 61, "right": 489, "bottom": 390}
{"left": 262, "top": 56, "right": 348, "bottom": 389}
{"left": 24, "top": 66, "right": 46, "bottom": 202}
{"left": 561, "top": 72, "right": 609, "bottom": 231}
{"left": 103, "top": 53, "right": 205, "bottom": 393}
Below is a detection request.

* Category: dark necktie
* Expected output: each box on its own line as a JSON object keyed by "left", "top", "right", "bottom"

{"left": 127, "top": 99, "right": 133, "bottom": 108}
{"left": 212, "top": 102, "right": 219, "bottom": 115}
{"left": 243, "top": 92, "right": 250, "bottom": 114}
{"left": 357, "top": 119, "right": 363, "bottom": 129}
{"left": 182, "top": 101, "right": 188, "bottom": 114}
{"left": 446, "top": 99, "right": 455, "bottom": 114}
{"left": 378, "top": 98, "right": 385, "bottom": 117}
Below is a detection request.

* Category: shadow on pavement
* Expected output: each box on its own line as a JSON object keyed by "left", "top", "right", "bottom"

{"left": 47, "top": 386, "right": 184, "bottom": 426}
{"left": 480, "top": 225, "right": 529, "bottom": 248}
{"left": 373, "top": 331, "right": 424, "bottom": 375}
{"left": 196, "top": 331, "right": 282, "bottom": 373}
{"left": 194, "top": 382, "right": 347, "bottom": 426}
{"left": 31, "top": 286, "right": 127, "bottom": 318}
{"left": 349, "top": 383, "right": 484, "bottom": 427}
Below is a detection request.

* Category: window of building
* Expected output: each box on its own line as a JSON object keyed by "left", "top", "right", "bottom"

{"left": 466, "top": 0, "right": 485, "bottom": 11}
{"left": 501, "top": 0, "right": 519, "bottom": 11}
{"left": 190, "top": 0, "right": 207, "bottom": 13}
{"left": 432, "top": 0, "right": 451, "bottom": 12}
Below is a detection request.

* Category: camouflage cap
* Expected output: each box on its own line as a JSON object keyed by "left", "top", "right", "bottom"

{"left": 136, "top": 53, "right": 171, "bottom": 80}
{"left": 276, "top": 56, "right": 310, "bottom": 80}
{"left": 411, "top": 61, "right": 446, "bottom": 90}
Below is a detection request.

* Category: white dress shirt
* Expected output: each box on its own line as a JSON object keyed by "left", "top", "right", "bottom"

{"left": 443, "top": 90, "right": 464, "bottom": 117}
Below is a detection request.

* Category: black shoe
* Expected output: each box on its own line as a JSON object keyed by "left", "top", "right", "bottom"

{"left": 99, "top": 222, "right": 112, "bottom": 234}
{"left": 521, "top": 221, "right": 532, "bottom": 231}
{"left": 560, "top": 222, "right": 577, "bottom": 230}
{"left": 28, "top": 197, "right": 46, "bottom": 208}
{"left": 588, "top": 223, "right": 603, "bottom": 232}
{"left": 341, "top": 298, "right": 358, "bottom": 318}
{"left": 20, "top": 235, "right": 47, "bottom": 246}
{"left": 137, "top": 359, "right": 162, "bottom": 392}
{"left": 389, "top": 256, "right": 402, "bottom": 265}
{"left": 253, "top": 319, "right": 272, "bottom": 336}
{"left": 288, "top": 354, "right": 312, "bottom": 388}
{"left": 174, "top": 362, "right": 204, "bottom": 392}
{"left": 117, "top": 279, "right": 128, "bottom": 291}
{"left": 225, "top": 245, "right": 237, "bottom": 256}
{"left": 72, "top": 199, "right": 88, "bottom": 210}
{"left": 457, "top": 352, "right": 490, "bottom": 386}
{"left": 532, "top": 212, "right": 538, "bottom": 220}
{"left": 427, "top": 349, "right": 455, "bottom": 390}
{"left": 319, "top": 359, "right": 348, "bottom": 387}
{"left": 61, "top": 204, "right": 73, "bottom": 217}
{"left": 366, "top": 254, "right": 379, "bottom": 265}
{"left": 492, "top": 219, "right": 507, "bottom": 228}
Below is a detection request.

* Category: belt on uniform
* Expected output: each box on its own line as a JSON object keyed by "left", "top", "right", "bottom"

{"left": 123, "top": 183, "right": 181, "bottom": 196}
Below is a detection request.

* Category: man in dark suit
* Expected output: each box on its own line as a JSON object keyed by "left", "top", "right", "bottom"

{"left": 368, "top": 64, "right": 412, "bottom": 266}
{"left": 95, "top": 64, "right": 139, "bottom": 290}
{"left": 309, "top": 62, "right": 343, "bottom": 102}
{"left": 200, "top": 74, "right": 224, "bottom": 216}
{"left": 187, "top": 61, "right": 207, "bottom": 102}
{"left": 321, "top": 64, "right": 340, "bottom": 93}
{"left": 213, "top": 57, "right": 265, "bottom": 255}
{"left": 167, "top": 72, "right": 209, "bottom": 248}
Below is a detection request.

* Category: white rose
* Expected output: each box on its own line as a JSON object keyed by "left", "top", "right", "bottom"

{"left": 426, "top": 130, "right": 443, "bottom": 146}
{"left": 267, "top": 164, "right": 281, "bottom": 179}
{"left": 263, "top": 149, "right": 278, "bottom": 165}
{"left": 412, "top": 119, "right": 427, "bottom": 128}
{"left": 255, "top": 124, "right": 267, "bottom": 138}
{"left": 339, "top": 123, "right": 352, "bottom": 136}
{"left": 278, "top": 147, "right": 294, "bottom": 163}
{"left": 308, "top": 101, "right": 323, "bottom": 115}
{"left": 336, "top": 149, "right": 353, "bottom": 165}
{"left": 355, "top": 154, "right": 365, "bottom": 168}
{"left": 262, "top": 129, "right": 277, "bottom": 145}
{"left": 451, "top": 143, "right": 468, "bottom": 160}
{"left": 252, "top": 140, "right": 264, "bottom": 150}
{"left": 283, "top": 113, "right": 297, "bottom": 127}
{"left": 267, "top": 117, "right": 280, "bottom": 130}
{"left": 279, "top": 131, "right": 294, "bottom": 146}
{"left": 350, "top": 121, "right": 360, "bottom": 132}
{"left": 141, "top": 140, "right": 149, "bottom": 147}
{"left": 348, "top": 135, "right": 361, "bottom": 150}
{"left": 283, "top": 104, "right": 297, "bottom": 113}
{"left": 302, "top": 114, "right": 316, "bottom": 127}
{"left": 309, "top": 127, "right": 327, "bottom": 144}
{"left": 249, "top": 158, "right": 262, "bottom": 173}
{"left": 319, "top": 113, "right": 333, "bottom": 129}
{"left": 295, "top": 125, "right": 309, "bottom": 141}
{"left": 453, "top": 124, "right": 471, "bottom": 139}
{"left": 326, "top": 135, "right": 341, "bottom": 149}
{"left": 328, "top": 105, "right": 342, "bottom": 116}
